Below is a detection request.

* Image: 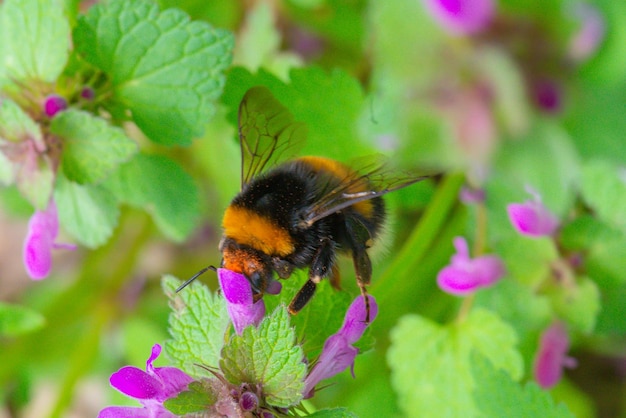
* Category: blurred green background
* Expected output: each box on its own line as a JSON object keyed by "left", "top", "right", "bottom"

{"left": 1, "top": 0, "right": 625, "bottom": 417}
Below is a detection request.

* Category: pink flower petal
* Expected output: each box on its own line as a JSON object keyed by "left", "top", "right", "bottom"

{"left": 568, "top": 3, "right": 605, "bottom": 62}
{"left": 423, "top": 0, "right": 495, "bottom": 35}
{"left": 303, "top": 295, "right": 377, "bottom": 398}
{"left": 338, "top": 295, "right": 378, "bottom": 344}
{"left": 153, "top": 367, "right": 195, "bottom": 401}
{"left": 437, "top": 237, "right": 505, "bottom": 295}
{"left": 23, "top": 227, "right": 53, "bottom": 280}
{"left": 43, "top": 94, "right": 67, "bottom": 118}
{"left": 533, "top": 322, "right": 576, "bottom": 389}
{"left": 109, "top": 366, "right": 162, "bottom": 400}
{"left": 218, "top": 268, "right": 254, "bottom": 304}
{"left": 507, "top": 200, "right": 559, "bottom": 237}
{"left": 218, "top": 268, "right": 266, "bottom": 334}
{"left": 22, "top": 201, "right": 73, "bottom": 280}
{"left": 98, "top": 406, "right": 153, "bottom": 418}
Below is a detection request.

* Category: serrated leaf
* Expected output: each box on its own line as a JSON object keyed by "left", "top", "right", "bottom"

{"left": 220, "top": 306, "right": 306, "bottom": 408}
{"left": 163, "top": 276, "right": 230, "bottom": 378}
{"left": 0, "top": 99, "right": 43, "bottom": 146}
{"left": 74, "top": 0, "right": 233, "bottom": 145}
{"left": 51, "top": 109, "right": 137, "bottom": 184}
{"left": 387, "top": 309, "right": 523, "bottom": 418}
{"left": 54, "top": 174, "right": 119, "bottom": 248}
{"left": 163, "top": 380, "right": 217, "bottom": 415}
{"left": 0, "top": 302, "right": 45, "bottom": 337}
{"left": 581, "top": 160, "right": 626, "bottom": 232}
{"left": 548, "top": 276, "right": 600, "bottom": 335}
{"left": 104, "top": 153, "right": 199, "bottom": 241}
{"left": 264, "top": 273, "right": 352, "bottom": 357}
{"left": 471, "top": 354, "right": 574, "bottom": 418}
{"left": 0, "top": 0, "right": 70, "bottom": 88}
{"left": 307, "top": 408, "right": 359, "bottom": 418}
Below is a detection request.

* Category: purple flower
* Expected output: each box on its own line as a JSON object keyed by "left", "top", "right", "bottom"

{"left": 568, "top": 3, "right": 605, "bottom": 62}
{"left": 99, "top": 344, "right": 194, "bottom": 418}
{"left": 437, "top": 236, "right": 505, "bottom": 296}
{"left": 217, "top": 268, "right": 266, "bottom": 335}
{"left": 533, "top": 322, "right": 577, "bottom": 389}
{"left": 23, "top": 200, "right": 76, "bottom": 280}
{"left": 459, "top": 186, "right": 485, "bottom": 205}
{"left": 531, "top": 79, "right": 562, "bottom": 113}
{"left": 423, "top": 0, "right": 495, "bottom": 35}
{"left": 80, "top": 86, "right": 95, "bottom": 101}
{"left": 43, "top": 94, "right": 67, "bottom": 117}
{"left": 303, "top": 295, "right": 378, "bottom": 398}
{"left": 507, "top": 190, "right": 559, "bottom": 237}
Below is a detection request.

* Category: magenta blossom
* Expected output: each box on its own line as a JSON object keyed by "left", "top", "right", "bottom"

{"left": 217, "top": 268, "right": 266, "bottom": 335}
{"left": 533, "top": 322, "right": 577, "bottom": 389}
{"left": 437, "top": 236, "right": 505, "bottom": 296}
{"left": 568, "top": 3, "right": 605, "bottom": 62}
{"left": 99, "top": 344, "right": 194, "bottom": 418}
{"left": 423, "top": 0, "right": 495, "bottom": 35}
{"left": 303, "top": 295, "right": 378, "bottom": 398}
{"left": 43, "top": 94, "right": 67, "bottom": 117}
{"left": 23, "top": 200, "right": 76, "bottom": 280}
{"left": 507, "top": 190, "right": 559, "bottom": 237}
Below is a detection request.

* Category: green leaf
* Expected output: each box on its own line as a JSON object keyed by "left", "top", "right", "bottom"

{"left": 307, "top": 408, "right": 359, "bottom": 418}
{"left": 163, "top": 276, "right": 230, "bottom": 378}
{"left": 223, "top": 66, "right": 369, "bottom": 160}
{"left": 387, "top": 309, "right": 523, "bottom": 418}
{"left": 264, "top": 273, "right": 352, "bottom": 357}
{"left": 234, "top": 1, "right": 301, "bottom": 80}
{"left": 0, "top": 0, "right": 70, "bottom": 87}
{"left": 74, "top": 0, "right": 233, "bottom": 145}
{"left": 471, "top": 354, "right": 574, "bottom": 418}
{"left": 104, "top": 153, "right": 199, "bottom": 241}
{"left": 163, "top": 380, "right": 217, "bottom": 415}
{"left": 547, "top": 276, "right": 600, "bottom": 335}
{"left": 0, "top": 302, "right": 45, "bottom": 337}
{"left": 51, "top": 109, "right": 137, "bottom": 184}
{"left": 0, "top": 99, "right": 43, "bottom": 146}
{"left": 54, "top": 174, "right": 119, "bottom": 248}
{"left": 581, "top": 160, "right": 626, "bottom": 232}
{"left": 220, "top": 306, "right": 306, "bottom": 408}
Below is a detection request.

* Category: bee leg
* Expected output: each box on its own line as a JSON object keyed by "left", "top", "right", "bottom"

{"left": 288, "top": 238, "right": 335, "bottom": 315}
{"left": 352, "top": 246, "right": 372, "bottom": 323}
{"left": 288, "top": 279, "right": 317, "bottom": 315}
{"left": 329, "top": 263, "right": 341, "bottom": 290}
{"left": 272, "top": 257, "right": 295, "bottom": 279}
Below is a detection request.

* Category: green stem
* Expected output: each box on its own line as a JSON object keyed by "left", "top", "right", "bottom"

{"left": 372, "top": 172, "right": 465, "bottom": 302}
{"left": 46, "top": 210, "right": 154, "bottom": 418}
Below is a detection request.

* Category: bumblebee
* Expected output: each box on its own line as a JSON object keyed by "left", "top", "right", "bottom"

{"left": 185, "top": 86, "right": 427, "bottom": 322}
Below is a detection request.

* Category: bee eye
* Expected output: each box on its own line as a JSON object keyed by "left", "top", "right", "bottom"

{"left": 248, "top": 271, "right": 265, "bottom": 293}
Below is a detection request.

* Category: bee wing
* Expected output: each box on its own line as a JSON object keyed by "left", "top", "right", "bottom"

{"left": 301, "top": 157, "right": 431, "bottom": 227}
{"left": 238, "top": 86, "right": 306, "bottom": 188}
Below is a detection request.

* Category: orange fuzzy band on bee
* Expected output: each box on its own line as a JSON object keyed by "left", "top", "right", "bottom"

{"left": 298, "top": 156, "right": 375, "bottom": 218}
{"left": 222, "top": 205, "right": 295, "bottom": 257}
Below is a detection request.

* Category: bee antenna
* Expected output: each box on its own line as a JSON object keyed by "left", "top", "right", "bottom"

{"left": 175, "top": 265, "right": 217, "bottom": 293}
